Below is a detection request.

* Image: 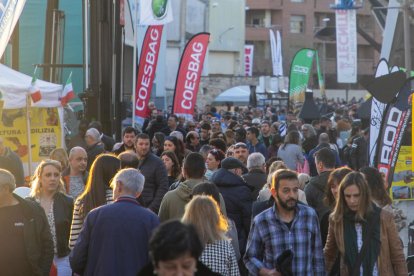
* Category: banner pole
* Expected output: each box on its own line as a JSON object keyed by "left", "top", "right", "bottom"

{"left": 26, "top": 94, "right": 33, "bottom": 177}
{"left": 132, "top": 1, "right": 138, "bottom": 128}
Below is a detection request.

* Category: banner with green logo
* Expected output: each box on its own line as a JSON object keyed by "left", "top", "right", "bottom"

{"left": 139, "top": 0, "right": 173, "bottom": 25}
{"left": 288, "top": 48, "right": 315, "bottom": 104}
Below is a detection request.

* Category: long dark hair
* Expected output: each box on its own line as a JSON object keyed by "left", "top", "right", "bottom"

{"left": 165, "top": 136, "right": 185, "bottom": 164}
{"left": 360, "top": 166, "right": 392, "bottom": 207}
{"left": 161, "top": 150, "right": 181, "bottom": 179}
{"left": 77, "top": 154, "right": 121, "bottom": 217}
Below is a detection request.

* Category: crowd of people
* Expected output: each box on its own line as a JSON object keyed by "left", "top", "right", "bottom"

{"left": 0, "top": 101, "right": 409, "bottom": 276}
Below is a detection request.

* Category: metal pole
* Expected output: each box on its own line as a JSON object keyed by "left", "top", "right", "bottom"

{"left": 26, "top": 94, "right": 33, "bottom": 176}
{"left": 132, "top": 0, "right": 138, "bottom": 127}
{"left": 403, "top": 0, "right": 412, "bottom": 79}
{"left": 83, "top": 0, "right": 89, "bottom": 90}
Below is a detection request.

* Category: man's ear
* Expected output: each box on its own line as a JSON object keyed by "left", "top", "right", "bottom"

{"left": 270, "top": 186, "right": 277, "bottom": 198}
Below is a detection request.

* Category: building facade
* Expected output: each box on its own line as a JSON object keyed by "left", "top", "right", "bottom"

{"left": 245, "top": 0, "right": 382, "bottom": 89}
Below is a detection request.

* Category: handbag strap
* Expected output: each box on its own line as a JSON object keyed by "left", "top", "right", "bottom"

{"left": 350, "top": 220, "right": 376, "bottom": 276}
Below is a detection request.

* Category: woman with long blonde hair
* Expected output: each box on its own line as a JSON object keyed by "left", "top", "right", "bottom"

{"left": 182, "top": 195, "right": 239, "bottom": 276}
{"left": 324, "top": 172, "right": 407, "bottom": 275}
{"left": 29, "top": 159, "right": 74, "bottom": 275}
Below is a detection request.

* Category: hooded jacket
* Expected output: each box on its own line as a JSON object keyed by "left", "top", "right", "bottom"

{"left": 158, "top": 178, "right": 227, "bottom": 222}
{"left": 211, "top": 168, "right": 253, "bottom": 253}
{"left": 158, "top": 178, "right": 204, "bottom": 222}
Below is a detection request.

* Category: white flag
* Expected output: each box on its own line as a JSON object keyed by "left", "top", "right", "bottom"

{"left": 276, "top": 30, "right": 283, "bottom": 77}
{"left": 0, "top": 0, "right": 27, "bottom": 59}
{"left": 139, "top": 0, "right": 173, "bottom": 25}
{"left": 269, "top": 29, "right": 277, "bottom": 76}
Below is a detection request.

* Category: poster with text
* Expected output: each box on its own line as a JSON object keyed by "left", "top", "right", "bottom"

{"left": 391, "top": 146, "right": 414, "bottom": 201}
{"left": 0, "top": 107, "right": 62, "bottom": 178}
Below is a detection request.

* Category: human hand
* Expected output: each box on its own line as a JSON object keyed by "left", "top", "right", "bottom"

{"left": 258, "top": 268, "right": 281, "bottom": 276}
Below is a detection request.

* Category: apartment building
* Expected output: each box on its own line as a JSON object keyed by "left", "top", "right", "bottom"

{"left": 245, "top": 0, "right": 382, "bottom": 89}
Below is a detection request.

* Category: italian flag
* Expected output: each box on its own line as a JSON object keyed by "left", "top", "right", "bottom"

{"left": 61, "top": 73, "right": 75, "bottom": 106}
{"left": 29, "top": 75, "right": 42, "bottom": 103}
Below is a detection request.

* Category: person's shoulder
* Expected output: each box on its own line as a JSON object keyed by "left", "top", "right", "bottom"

{"left": 254, "top": 206, "right": 274, "bottom": 222}
{"left": 55, "top": 192, "right": 73, "bottom": 203}
{"left": 379, "top": 207, "right": 394, "bottom": 221}
{"left": 297, "top": 203, "right": 318, "bottom": 217}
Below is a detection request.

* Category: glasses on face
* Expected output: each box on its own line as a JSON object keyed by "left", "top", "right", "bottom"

{"left": 234, "top": 143, "right": 247, "bottom": 149}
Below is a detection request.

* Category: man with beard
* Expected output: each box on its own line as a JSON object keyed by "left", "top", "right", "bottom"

{"left": 135, "top": 133, "right": 169, "bottom": 214}
{"left": 244, "top": 169, "right": 324, "bottom": 276}
{"left": 113, "top": 127, "right": 138, "bottom": 155}
{"left": 233, "top": 142, "right": 249, "bottom": 167}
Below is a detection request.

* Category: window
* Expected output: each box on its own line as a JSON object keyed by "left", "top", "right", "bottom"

{"left": 290, "top": 15, "right": 305, "bottom": 33}
{"left": 252, "top": 18, "right": 261, "bottom": 26}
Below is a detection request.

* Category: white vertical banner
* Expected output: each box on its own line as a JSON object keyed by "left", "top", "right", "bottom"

{"left": 0, "top": 0, "right": 27, "bottom": 59}
{"left": 275, "top": 30, "right": 283, "bottom": 77}
{"left": 269, "top": 29, "right": 277, "bottom": 76}
{"left": 244, "top": 45, "right": 254, "bottom": 77}
{"left": 335, "top": 6, "right": 357, "bottom": 83}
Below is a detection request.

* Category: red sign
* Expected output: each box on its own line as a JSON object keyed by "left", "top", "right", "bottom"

{"left": 173, "top": 33, "right": 210, "bottom": 119}
{"left": 244, "top": 45, "right": 254, "bottom": 77}
{"left": 119, "top": 0, "right": 125, "bottom": 26}
{"left": 134, "top": 25, "right": 163, "bottom": 125}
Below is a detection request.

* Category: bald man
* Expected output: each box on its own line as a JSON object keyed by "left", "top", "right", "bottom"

{"left": 0, "top": 137, "right": 25, "bottom": 186}
{"left": 62, "top": 147, "right": 89, "bottom": 199}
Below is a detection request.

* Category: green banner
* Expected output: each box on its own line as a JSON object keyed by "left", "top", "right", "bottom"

{"left": 288, "top": 48, "right": 315, "bottom": 103}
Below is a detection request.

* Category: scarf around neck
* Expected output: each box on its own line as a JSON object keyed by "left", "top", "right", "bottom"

{"left": 343, "top": 204, "right": 381, "bottom": 276}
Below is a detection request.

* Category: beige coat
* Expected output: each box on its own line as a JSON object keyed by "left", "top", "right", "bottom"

{"left": 324, "top": 209, "right": 408, "bottom": 276}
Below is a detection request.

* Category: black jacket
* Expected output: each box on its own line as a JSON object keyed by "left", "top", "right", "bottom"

{"left": 304, "top": 171, "right": 331, "bottom": 221}
{"left": 211, "top": 168, "right": 253, "bottom": 253}
{"left": 0, "top": 147, "right": 25, "bottom": 186}
{"left": 13, "top": 194, "right": 54, "bottom": 276}
{"left": 101, "top": 134, "right": 115, "bottom": 152}
{"left": 138, "top": 153, "right": 169, "bottom": 214}
{"left": 29, "top": 192, "right": 74, "bottom": 258}
{"left": 349, "top": 135, "right": 368, "bottom": 170}
{"left": 242, "top": 169, "right": 267, "bottom": 200}
{"left": 86, "top": 142, "right": 105, "bottom": 170}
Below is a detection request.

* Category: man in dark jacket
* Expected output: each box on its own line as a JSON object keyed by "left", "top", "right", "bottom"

{"left": 88, "top": 121, "right": 115, "bottom": 151}
{"left": 135, "top": 133, "right": 169, "bottom": 214}
{"left": 0, "top": 169, "right": 54, "bottom": 276}
{"left": 70, "top": 168, "right": 159, "bottom": 276}
{"left": 161, "top": 114, "right": 186, "bottom": 137}
{"left": 85, "top": 128, "right": 105, "bottom": 170}
{"left": 0, "top": 137, "right": 25, "bottom": 186}
{"left": 304, "top": 148, "right": 335, "bottom": 220}
{"left": 307, "top": 133, "right": 341, "bottom": 176}
{"left": 211, "top": 157, "right": 253, "bottom": 254}
{"left": 242, "top": 152, "right": 267, "bottom": 200}
{"left": 113, "top": 126, "right": 138, "bottom": 155}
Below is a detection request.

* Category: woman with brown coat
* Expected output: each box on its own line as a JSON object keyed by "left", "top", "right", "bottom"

{"left": 324, "top": 172, "right": 407, "bottom": 276}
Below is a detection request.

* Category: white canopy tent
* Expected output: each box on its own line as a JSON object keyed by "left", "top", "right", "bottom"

{"left": 212, "top": 85, "right": 266, "bottom": 105}
{"left": 0, "top": 64, "right": 64, "bottom": 176}
{"left": 0, "top": 64, "right": 63, "bottom": 108}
